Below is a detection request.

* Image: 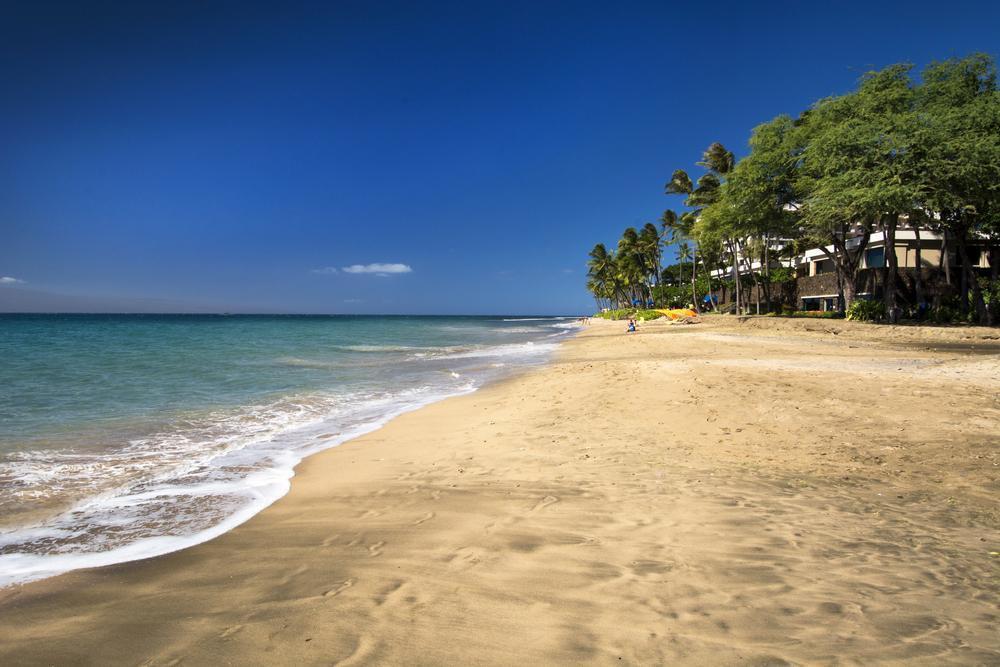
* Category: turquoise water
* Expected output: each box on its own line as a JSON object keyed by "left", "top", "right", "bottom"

{"left": 0, "top": 314, "right": 578, "bottom": 586}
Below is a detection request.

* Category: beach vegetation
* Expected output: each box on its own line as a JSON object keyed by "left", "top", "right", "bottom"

{"left": 586, "top": 52, "right": 1000, "bottom": 326}
{"left": 594, "top": 309, "right": 665, "bottom": 321}
{"left": 846, "top": 300, "right": 887, "bottom": 322}
{"left": 768, "top": 310, "right": 844, "bottom": 319}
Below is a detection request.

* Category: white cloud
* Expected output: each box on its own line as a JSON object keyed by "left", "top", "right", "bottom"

{"left": 343, "top": 298, "right": 363, "bottom": 304}
{"left": 341, "top": 263, "right": 412, "bottom": 276}
{"left": 311, "top": 267, "right": 338, "bottom": 274}
{"left": 0, "top": 276, "right": 24, "bottom": 285}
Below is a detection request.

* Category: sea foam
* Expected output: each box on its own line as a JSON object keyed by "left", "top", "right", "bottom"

{"left": 0, "top": 318, "right": 575, "bottom": 588}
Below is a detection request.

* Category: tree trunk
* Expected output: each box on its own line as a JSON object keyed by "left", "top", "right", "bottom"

{"left": 883, "top": 214, "right": 900, "bottom": 323}
{"left": 823, "top": 222, "right": 870, "bottom": 314}
{"left": 940, "top": 230, "right": 951, "bottom": 287}
{"left": 748, "top": 255, "right": 761, "bottom": 315}
{"left": 735, "top": 242, "right": 742, "bottom": 315}
{"left": 989, "top": 246, "right": 998, "bottom": 326}
{"left": 913, "top": 227, "right": 925, "bottom": 319}
{"left": 746, "top": 243, "right": 761, "bottom": 315}
{"left": 836, "top": 269, "right": 845, "bottom": 315}
{"left": 705, "top": 263, "right": 713, "bottom": 311}
{"left": 842, "top": 272, "right": 857, "bottom": 309}
{"left": 959, "top": 235, "right": 969, "bottom": 316}
{"left": 763, "top": 234, "right": 772, "bottom": 313}
{"left": 691, "top": 248, "right": 699, "bottom": 313}
{"left": 956, "top": 232, "right": 987, "bottom": 324}
{"left": 989, "top": 246, "right": 999, "bottom": 326}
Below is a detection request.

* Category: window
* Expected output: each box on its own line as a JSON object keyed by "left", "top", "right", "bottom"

{"left": 963, "top": 249, "right": 983, "bottom": 267}
{"left": 814, "top": 259, "right": 833, "bottom": 275}
{"left": 865, "top": 247, "right": 885, "bottom": 268}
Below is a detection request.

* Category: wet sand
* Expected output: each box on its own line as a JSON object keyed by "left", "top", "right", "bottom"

{"left": 1, "top": 317, "right": 998, "bottom": 665}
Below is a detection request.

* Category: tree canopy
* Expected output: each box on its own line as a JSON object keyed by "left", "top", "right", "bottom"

{"left": 587, "top": 53, "right": 1000, "bottom": 324}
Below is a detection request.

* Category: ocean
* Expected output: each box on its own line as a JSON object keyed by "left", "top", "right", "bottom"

{"left": 0, "top": 314, "right": 579, "bottom": 586}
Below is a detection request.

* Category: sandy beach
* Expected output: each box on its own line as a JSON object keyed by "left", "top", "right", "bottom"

{"left": 1, "top": 317, "right": 998, "bottom": 665}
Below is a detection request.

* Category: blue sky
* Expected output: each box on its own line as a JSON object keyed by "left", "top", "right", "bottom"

{"left": 2, "top": 1, "right": 998, "bottom": 314}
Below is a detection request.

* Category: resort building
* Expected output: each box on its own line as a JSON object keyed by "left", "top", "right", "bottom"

{"left": 710, "top": 227, "right": 996, "bottom": 312}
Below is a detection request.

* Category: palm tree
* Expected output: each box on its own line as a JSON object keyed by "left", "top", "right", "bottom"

{"left": 617, "top": 227, "right": 656, "bottom": 307}
{"left": 665, "top": 170, "right": 694, "bottom": 198}
{"left": 587, "top": 243, "right": 621, "bottom": 309}
{"left": 639, "top": 222, "right": 662, "bottom": 289}
{"left": 665, "top": 143, "right": 737, "bottom": 312}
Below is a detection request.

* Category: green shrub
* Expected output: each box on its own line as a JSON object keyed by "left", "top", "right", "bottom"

{"left": 595, "top": 308, "right": 665, "bottom": 321}
{"left": 846, "top": 300, "right": 886, "bottom": 322}
{"left": 980, "top": 276, "right": 999, "bottom": 313}
{"left": 928, "top": 305, "right": 961, "bottom": 324}
{"left": 792, "top": 310, "right": 844, "bottom": 319}
{"left": 595, "top": 309, "right": 633, "bottom": 320}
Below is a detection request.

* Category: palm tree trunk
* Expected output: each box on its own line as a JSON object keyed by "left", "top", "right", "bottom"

{"left": 691, "top": 248, "right": 699, "bottom": 313}
{"left": 705, "top": 257, "right": 714, "bottom": 311}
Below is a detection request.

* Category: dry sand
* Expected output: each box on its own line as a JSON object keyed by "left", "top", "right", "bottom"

{"left": 1, "top": 317, "right": 998, "bottom": 665}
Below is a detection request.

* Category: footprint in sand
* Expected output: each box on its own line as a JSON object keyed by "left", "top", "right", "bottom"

{"left": 412, "top": 511, "right": 435, "bottom": 526}
{"left": 373, "top": 580, "right": 407, "bottom": 607}
{"left": 321, "top": 533, "right": 341, "bottom": 547}
{"left": 368, "top": 541, "right": 385, "bottom": 557}
{"left": 446, "top": 546, "right": 482, "bottom": 569}
{"left": 531, "top": 495, "right": 559, "bottom": 512}
{"left": 323, "top": 579, "right": 356, "bottom": 597}
{"left": 218, "top": 624, "right": 244, "bottom": 639}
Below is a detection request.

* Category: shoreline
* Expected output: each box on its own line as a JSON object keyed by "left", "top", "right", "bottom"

{"left": 1, "top": 317, "right": 998, "bottom": 664}
{"left": 0, "top": 332, "right": 570, "bottom": 589}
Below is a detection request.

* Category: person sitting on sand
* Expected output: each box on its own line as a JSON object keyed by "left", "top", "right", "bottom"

{"left": 626, "top": 319, "right": 636, "bottom": 333}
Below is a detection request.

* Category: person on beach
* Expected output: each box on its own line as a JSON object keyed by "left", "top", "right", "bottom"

{"left": 626, "top": 319, "right": 636, "bottom": 333}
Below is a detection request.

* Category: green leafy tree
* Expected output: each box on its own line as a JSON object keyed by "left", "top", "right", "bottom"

{"left": 916, "top": 54, "right": 1000, "bottom": 323}
{"left": 795, "top": 64, "right": 923, "bottom": 317}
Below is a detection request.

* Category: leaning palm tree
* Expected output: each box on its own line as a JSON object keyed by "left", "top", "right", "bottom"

{"left": 639, "top": 222, "right": 662, "bottom": 289}
{"left": 617, "top": 228, "right": 650, "bottom": 306}
{"left": 665, "top": 170, "right": 694, "bottom": 198}
{"left": 587, "top": 243, "right": 620, "bottom": 309}
{"left": 665, "top": 143, "right": 737, "bottom": 312}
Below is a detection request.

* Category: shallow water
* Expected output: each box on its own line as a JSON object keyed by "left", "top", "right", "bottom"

{"left": 0, "top": 314, "right": 579, "bottom": 586}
